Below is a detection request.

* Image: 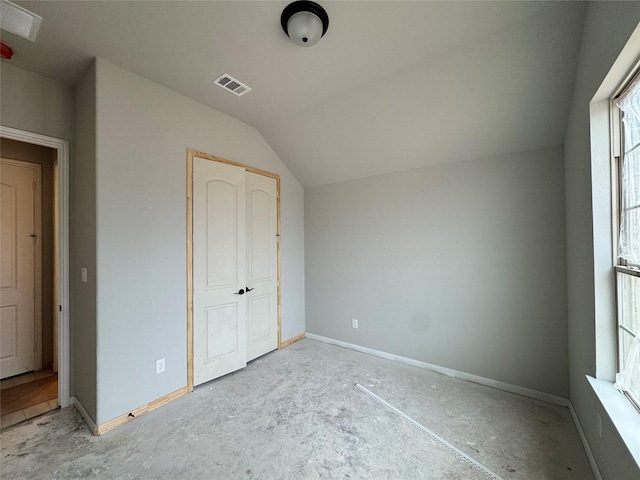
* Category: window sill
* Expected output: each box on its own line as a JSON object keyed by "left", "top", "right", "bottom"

{"left": 587, "top": 375, "right": 640, "bottom": 468}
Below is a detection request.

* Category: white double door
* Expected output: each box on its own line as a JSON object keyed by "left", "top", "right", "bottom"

{"left": 193, "top": 158, "right": 278, "bottom": 386}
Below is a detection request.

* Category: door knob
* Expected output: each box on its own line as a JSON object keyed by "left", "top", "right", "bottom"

{"left": 234, "top": 289, "right": 245, "bottom": 295}
{"left": 246, "top": 287, "right": 255, "bottom": 292}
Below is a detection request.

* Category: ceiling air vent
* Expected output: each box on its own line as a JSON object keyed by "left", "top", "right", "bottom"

{"left": 1, "top": 0, "right": 42, "bottom": 42}
{"left": 214, "top": 74, "right": 252, "bottom": 97}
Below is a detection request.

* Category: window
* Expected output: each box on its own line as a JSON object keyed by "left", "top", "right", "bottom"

{"left": 613, "top": 73, "right": 640, "bottom": 409}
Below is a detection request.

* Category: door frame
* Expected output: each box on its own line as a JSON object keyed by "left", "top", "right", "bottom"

{"left": 186, "top": 148, "right": 281, "bottom": 392}
{"left": 0, "top": 126, "right": 70, "bottom": 408}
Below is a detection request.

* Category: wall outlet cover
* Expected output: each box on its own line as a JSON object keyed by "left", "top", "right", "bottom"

{"left": 156, "top": 358, "right": 165, "bottom": 374}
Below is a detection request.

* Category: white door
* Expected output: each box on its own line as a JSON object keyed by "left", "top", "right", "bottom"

{"left": 246, "top": 172, "right": 278, "bottom": 361}
{"left": 1, "top": 159, "right": 39, "bottom": 379}
{"left": 193, "top": 158, "right": 247, "bottom": 386}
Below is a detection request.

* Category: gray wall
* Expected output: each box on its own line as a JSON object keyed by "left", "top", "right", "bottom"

{"left": 92, "top": 58, "right": 305, "bottom": 424}
{"left": 1, "top": 59, "right": 304, "bottom": 425}
{"left": 306, "top": 146, "right": 568, "bottom": 397}
{"left": 73, "top": 62, "right": 98, "bottom": 419}
{"left": 1, "top": 138, "right": 56, "bottom": 367}
{"left": 564, "top": 2, "right": 640, "bottom": 478}
{"left": 0, "top": 63, "right": 75, "bottom": 141}
{"left": 0, "top": 63, "right": 78, "bottom": 396}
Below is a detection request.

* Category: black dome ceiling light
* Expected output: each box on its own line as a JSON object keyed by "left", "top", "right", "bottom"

{"left": 281, "top": 1, "right": 329, "bottom": 47}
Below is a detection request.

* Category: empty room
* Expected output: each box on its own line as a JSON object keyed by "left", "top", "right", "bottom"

{"left": 1, "top": 1, "right": 639, "bottom": 479}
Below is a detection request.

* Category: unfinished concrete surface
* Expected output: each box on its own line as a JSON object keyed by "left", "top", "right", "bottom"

{"left": 1, "top": 339, "right": 593, "bottom": 479}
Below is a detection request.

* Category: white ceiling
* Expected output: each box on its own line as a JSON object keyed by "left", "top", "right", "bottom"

{"left": 4, "top": 1, "right": 586, "bottom": 187}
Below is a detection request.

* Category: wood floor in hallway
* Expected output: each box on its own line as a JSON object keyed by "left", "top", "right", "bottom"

{"left": 1, "top": 369, "right": 58, "bottom": 430}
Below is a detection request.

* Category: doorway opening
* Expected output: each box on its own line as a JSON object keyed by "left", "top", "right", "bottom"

{"left": 0, "top": 127, "right": 70, "bottom": 429}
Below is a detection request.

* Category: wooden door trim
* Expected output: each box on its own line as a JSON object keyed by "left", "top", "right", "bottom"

{"left": 186, "top": 148, "right": 281, "bottom": 392}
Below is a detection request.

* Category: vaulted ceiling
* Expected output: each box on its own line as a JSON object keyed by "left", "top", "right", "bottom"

{"left": 4, "top": 1, "right": 586, "bottom": 187}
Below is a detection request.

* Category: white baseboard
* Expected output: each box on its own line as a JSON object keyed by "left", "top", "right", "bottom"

{"left": 568, "top": 401, "right": 603, "bottom": 480}
{"left": 306, "top": 333, "right": 570, "bottom": 407}
{"left": 305, "top": 335, "right": 604, "bottom": 479}
{"left": 71, "top": 396, "right": 98, "bottom": 435}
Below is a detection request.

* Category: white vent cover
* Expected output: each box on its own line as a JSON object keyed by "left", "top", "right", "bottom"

{"left": 214, "top": 74, "right": 252, "bottom": 97}
{"left": 1, "top": 0, "right": 42, "bottom": 42}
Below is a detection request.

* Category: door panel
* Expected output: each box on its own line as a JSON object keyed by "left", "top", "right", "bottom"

{"left": 248, "top": 190, "right": 271, "bottom": 281}
{"left": 193, "top": 158, "right": 246, "bottom": 386}
{"left": 246, "top": 172, "right": 278, "bottom": 361}
{"left": 248, "top": 294, "right": 271, "bottom": 342}
{"left": 205, "top": 304, "right": 239, "bottom": 359}
{"left": 0, "top": 306, "right": 18, "bottom": 363}
{"left": 1, "top": 160, "right": 37, "bottom": 378}
{"left": 205, "top": 180, "right": 239, "bottom": 288}
{"left": 1, "top": 182, "right": 17, "bottom": 289}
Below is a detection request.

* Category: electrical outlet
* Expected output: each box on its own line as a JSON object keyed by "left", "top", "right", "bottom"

{"left": 156, "top": 358, "right": 165, "bottom": 374}
{"left": 352, "top": 318, "right": 359, "bottom": 329}
{"left": 596, "top": 412, "right": 602, "bottom": 438}
{"left": 81, "top": 268, "right": 87, "bottom": 283}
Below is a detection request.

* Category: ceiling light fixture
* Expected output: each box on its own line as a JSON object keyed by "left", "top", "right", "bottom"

{"left": 281, "top": 0, "right": 329, "bottom": 47}
{"left": 0, "top": 0, "right": 42, "bottom": 42}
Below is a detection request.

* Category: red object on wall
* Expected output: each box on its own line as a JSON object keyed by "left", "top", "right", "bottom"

{"left": 1, "top": 42, "right": 14, "bottom": 59}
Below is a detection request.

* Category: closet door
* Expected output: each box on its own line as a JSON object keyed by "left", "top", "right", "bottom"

{"left": 193, "top": 158, "right": 246, "bottom": 386}
{"left": 246, "top": 172, "right": 278, "bottom": 361}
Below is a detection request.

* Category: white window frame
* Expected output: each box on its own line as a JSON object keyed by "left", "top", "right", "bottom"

{"left": 611, "top": 71, "right": 640, "bottom": 411}
{"left": 587, "top": 24, "right": 640, "bottom": 470}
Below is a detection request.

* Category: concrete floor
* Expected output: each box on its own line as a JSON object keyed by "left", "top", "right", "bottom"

{"left": 1, "top": 339, "right": 593, "bottom": 479}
